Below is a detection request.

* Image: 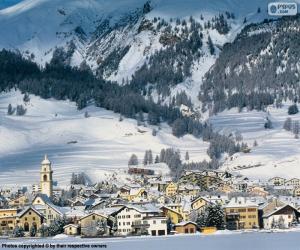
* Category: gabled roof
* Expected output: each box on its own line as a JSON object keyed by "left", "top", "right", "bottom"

{"left": 160, "top": 206, "right": 182, "bottom": 217}
{"left": 263, "top": 204, "right": 299, "bottom": 218}
{"left": 174, "top": 221, "right": 197, "bottom": 227}
{"left": 33, "top": 193, "right": 52, "bottom": 204}
{"left": 191, "top": 196, "right": 211, "bottom": 204}
{"left": 224, "top": 197, "right": 258, "bottom": 208}
{"left": 79, "top": 211, "right": 108, "bottom": 221}
{"left": 17, "top": 206, "right": 44, "bottom": 218}
{"left": 63, "top": 224, "right": 79, "bottom": 229}
{"left": 33, "top": 193, "right": 66, "bottom": 216}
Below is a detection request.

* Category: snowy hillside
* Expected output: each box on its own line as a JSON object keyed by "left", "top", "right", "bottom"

{"left": 0, "top": 90, "right": 209, "bottom": 186}
{"left": 1, "top": 0, "right": 300, "bottom": 184}
{"left": 210, "top": 104, "right": 300, "bottom": 180}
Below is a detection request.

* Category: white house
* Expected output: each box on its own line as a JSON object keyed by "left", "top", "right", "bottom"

{"left": 115, "top": 204, "right": 162, "bottom": 236}
{"left": 141, "top": 216, "right": 167, "bottom": 236}
{"left": 260, "top": 199, "right": 299, "bottom": 229}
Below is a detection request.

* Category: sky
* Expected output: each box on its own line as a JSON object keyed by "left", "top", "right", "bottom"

{"left": 0, "top": 0, "right": 23, "bottom": 10}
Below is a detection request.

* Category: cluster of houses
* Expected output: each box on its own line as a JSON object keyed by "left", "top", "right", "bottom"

{"left": 0, "top": 156, "right": 300, "bottom": 238}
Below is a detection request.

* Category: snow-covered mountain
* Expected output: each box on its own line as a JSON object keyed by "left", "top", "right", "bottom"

{"left": 1, "top": 0, "right": 300, "bottom": 185}
{"left": 0, "top": 0, "right": 271, "bottom": 81}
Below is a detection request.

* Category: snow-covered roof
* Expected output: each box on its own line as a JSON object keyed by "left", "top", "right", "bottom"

{"left": 17, "top": 206, "right": 44, "bottom": 218}
{"left": 224, "top": 197, "right": 258, "bottom": 208}
{"left": 125, "top": 203, "right": 161, "bottom": 214}
{"left": 175, "top": 221, "right": 197, "bottom": 227}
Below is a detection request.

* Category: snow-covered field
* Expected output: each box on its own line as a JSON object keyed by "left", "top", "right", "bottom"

{"left": 0, "top": 90, "right": 210, "bottom": 187}
{"left": 1, "top": 231, "right": 300, "bottom": 250}
{"left": 210, "top": 104, "right": 300, "bottom": 180}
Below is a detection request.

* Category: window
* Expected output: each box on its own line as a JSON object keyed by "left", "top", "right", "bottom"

{"left": 185, "top": 228, "right": 189, "bottom": 233}
{"left": 153, "top": 220, "right": 156, "bottom": 224}
{"left": 92, "top": 215, "right": 95, "bottom": 220}
{"left": 43, "top": 175, "right": 47, "bottom": 181}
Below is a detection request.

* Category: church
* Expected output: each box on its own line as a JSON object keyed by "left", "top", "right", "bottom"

{"left": 39, "top": 155, "right": 53, "bottom": 198}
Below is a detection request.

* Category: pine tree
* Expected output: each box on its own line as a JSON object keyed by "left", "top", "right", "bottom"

{"left": 293, "top": 120, "right": 299, "bottom": 138}
{"left": 128, "top": 154, "right": 138, "bottom": 166}
{"left": 185, "top": 151, "right": 190, "bottom": 161}
{"left": 235, "top": 131, "right": 243, "bottom": 142}
{"left": 143, "top": 150, "right": 149, "bottom": 165}
{"left": 206, "top": 204, "right": 225, "bottom": 229}
{"left": 39, "top": 224, "right": 49, "bottom": 237}
{"left": 7, "top": 104, "right": 14, "bottom": 115}
{"left": 196, "top": 211, "right": 208, "bottom": 228}
{"left": 16, "top": 105, "right": 26, "bottom": 116}
{"left": 30, "top": 225, "right": 37, "bottom": 237}
{"left": 207, "top": 36, "right": 215, "bottom": 55}
{"left": 23, "top": 93, "right": 30, "bottom": 103}
{"left": 283, "top": 118, "right": 292, "bottom": 131}
{"left": 155, "top": 155, "right": 160, "bottom": 163}
{"left": 264, "top": 117, "right": 272, "bottom": 129}
{"left": 288, "top": 104, "right": 299, "bottom": 115}
{"left": 13, "top": 226, "right": 25, "bottom": 237}
{"left": 148, "top": 150, "right": 153, "bottom": 164}
{"left": 196, "top": 204, "right": 225, "bottom": 230}
{"left": 152, "top": 129, "right": 157, "bottom": 136}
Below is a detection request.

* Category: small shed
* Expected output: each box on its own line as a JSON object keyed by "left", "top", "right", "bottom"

{"left": 63, "top": 224, "right": 79, "bottom": 235}
{"left": 174, "top": 221, "right": 197, "bottom": 234}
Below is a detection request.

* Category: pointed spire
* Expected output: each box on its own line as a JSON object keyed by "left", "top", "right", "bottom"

{"left": 41, "top": 154, "right": 51, "bottom": 165}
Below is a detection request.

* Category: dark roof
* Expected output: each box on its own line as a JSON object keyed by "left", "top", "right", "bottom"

{"left": 17, "top": 206, "right": 44, "bottom": 218}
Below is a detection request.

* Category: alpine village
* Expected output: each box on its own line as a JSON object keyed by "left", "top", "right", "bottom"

{"left": 0, "top": 155, "right": 300, "bottom": 239}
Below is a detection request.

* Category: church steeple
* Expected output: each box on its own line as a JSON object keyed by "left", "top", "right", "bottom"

{"left": 40, "top": 155, "right": 53, "bottom": 198}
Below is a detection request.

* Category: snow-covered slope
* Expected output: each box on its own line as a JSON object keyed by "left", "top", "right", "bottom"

{"left": 0, "top": 90, "right": 209, "bottom": 186}
{"left": 1, "top": 0, "right": 300, "bottom": 184}
{"left": 0, "top": 0, "right": 275, "bottom": 78}
{"left": 210, "top": 104, "right": 300, "bottom": 181}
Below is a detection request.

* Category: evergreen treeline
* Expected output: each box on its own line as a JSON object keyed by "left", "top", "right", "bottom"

{"left": 0, "top": 49, "right": 203, "bottom": 138}
{"left": 199, "top": 15, "right": 300, "bottom": 114}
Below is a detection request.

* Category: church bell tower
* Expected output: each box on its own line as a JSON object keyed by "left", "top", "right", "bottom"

{"left": 40, "top": 155, "right": 53, "bottom": 198}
